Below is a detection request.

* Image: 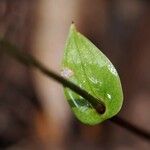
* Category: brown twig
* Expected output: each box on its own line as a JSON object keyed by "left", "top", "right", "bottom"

{"left": 0, "top": 39, "right": 105, "bottom": 114}
{"left": 111, "top": 116, "right": 150, "bottom": 141}
{"left": 0, "top": 39, "right": 150, "bottom": 141}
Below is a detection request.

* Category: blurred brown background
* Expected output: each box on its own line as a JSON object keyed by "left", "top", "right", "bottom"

{"left": 0, "top": 0, "right": 150, "bottom": 149}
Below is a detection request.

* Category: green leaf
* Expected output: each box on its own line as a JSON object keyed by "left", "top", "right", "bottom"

{"left": 61, "top": 24, "right": 123, "bottom": 125}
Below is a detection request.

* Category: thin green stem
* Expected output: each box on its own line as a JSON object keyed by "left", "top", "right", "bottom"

{"left": 0, "top": 39, "right": 150, "bottom": 141}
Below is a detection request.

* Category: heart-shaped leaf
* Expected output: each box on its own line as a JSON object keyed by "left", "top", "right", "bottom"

{"left": 61, "top": 24, "right": 123, "bottom": 125}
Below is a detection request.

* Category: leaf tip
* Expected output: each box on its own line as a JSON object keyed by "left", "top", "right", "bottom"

{"left": 70, "top": 23, "right": 76, "bottom": 33}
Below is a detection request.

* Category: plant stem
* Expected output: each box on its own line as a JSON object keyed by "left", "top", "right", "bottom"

{"left": 111, "top": 116, "right": 150, "bottom": 141}
{"left": 0, "top": 39, "right": 105, "bottom": 114}
{"left": 0, "top": 39, "right": 150, "bottom": 141}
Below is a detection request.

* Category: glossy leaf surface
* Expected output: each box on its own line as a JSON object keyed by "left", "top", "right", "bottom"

{"left": 62, "top": 24, "right": 123, "bottom": 125}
